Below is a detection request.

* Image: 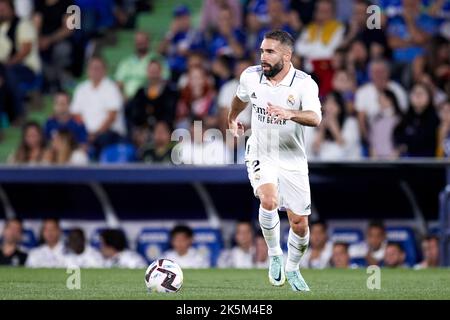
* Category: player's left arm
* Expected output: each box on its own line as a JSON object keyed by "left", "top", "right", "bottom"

{"left": 267, "top": 102, "right": 321, "bottom": 127}
{"left": 267, "top": 77, "right": 322, "bottom": 127}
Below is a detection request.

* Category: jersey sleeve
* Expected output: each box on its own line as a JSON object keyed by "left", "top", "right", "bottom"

{"left": 301, "top": 77, "right": 322, "bottom": 122}
{"left": 235, "top": 69, "right": 251, "bottom": 103}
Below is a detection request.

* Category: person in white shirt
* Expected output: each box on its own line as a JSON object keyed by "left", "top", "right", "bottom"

{"left": 26, "top": 218, "right": 65, "bottom": 268}
{"left": 162, "top": 225, "right": 209, "bottom": 268}
{"left": 0, "top": 0, "right": 41, "bottom": 123}
{"left": 382, "top": 242, "right": 409, "bottom": 268}
{"left": 229, "top": 30, "right": 322, "bottom": 291}
{"left": 218, "top": 220, "right": 255, "bottom": 268}
{"left": 299, "top": 220, "right": 332, "bottom": 269}
{"left": 99, "top": 229, "right": 146, "bottom": 269}
{"left": 330, "top": 242, "right": 359, "bottom": 269}
{"left": 217, "top": 59, "right": 253, "bottom": 135}
{"left": 173, "top": 120, "right": 232, "bottom": 165}
{"left": 70, "top": 56, "right": 126, "bottom": 159}
{"left": 307, "top": 91, "right": 361, "bottom": 160}
{"left": 294, "top": 0, "right": 345, "bottom": 73}
{"left": 414, "top": 235, "right": 440, "bottom": 270}
{"left": 355, "top": 59, "right": 408, "bottom": 147}
{"left": 349, "top": 220, "right": 387, "bottom": 266}
{"left": 63, "top": 228, "right": 103, "bottom": 268}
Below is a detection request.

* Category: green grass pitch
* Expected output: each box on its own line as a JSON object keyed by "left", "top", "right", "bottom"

{"left": 0, "top": 267, "right": 449, "bottom": 300}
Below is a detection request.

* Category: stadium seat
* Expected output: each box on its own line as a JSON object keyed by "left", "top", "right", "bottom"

{"left": 386, "top": 226, "right": 419, "bottom": 267}
{"left": 20, "top": 229, "right": 38, "bottom": 250}
{"left": 136, "top": 228, "right": 170, "bottom": 264}
{"left": 331, "top": 228, "right": 365, "bottom": 244}
{"left": 192, "top": 227, "right": 223, "bottom": 267}
{"left": 99, "top": 143, "right": 137, "bottom": 164}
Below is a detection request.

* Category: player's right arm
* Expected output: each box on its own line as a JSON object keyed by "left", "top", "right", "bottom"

{"left": 228, "top": 96, "right": 247, "bottom": 137}
{"left": 228, "top": 67, "right": 252, "bottom": 137}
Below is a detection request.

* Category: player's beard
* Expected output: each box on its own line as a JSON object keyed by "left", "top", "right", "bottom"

{"left": 261, "top": 60, "right": 284, "bottom": 78}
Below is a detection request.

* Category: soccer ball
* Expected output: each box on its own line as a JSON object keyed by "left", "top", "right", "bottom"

{"left": 145, "top": 259, "right": 183, "bottom": 293}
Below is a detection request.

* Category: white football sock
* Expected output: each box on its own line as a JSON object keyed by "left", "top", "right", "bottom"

{"left": 258, "top": 206, "right": 283, "bottom": 256}
{"left": 285, "top": 227, "right": 310, "bottom": 272}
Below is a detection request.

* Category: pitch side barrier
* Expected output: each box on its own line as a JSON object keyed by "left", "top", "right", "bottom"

{"left": 0, "top": 160, "right": 448, "bottom": 265}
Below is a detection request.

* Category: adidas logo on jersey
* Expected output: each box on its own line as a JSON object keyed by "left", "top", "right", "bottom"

{"left": 251, "top": 92, "right": 257, "bottom": 99}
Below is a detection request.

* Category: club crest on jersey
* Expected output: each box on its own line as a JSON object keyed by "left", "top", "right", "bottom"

{"left": 287, "top": 94, "right": 295, "bottom": 107}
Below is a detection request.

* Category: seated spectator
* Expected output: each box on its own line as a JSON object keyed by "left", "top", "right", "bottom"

{"left": 426, "top": 0, "right": 450, "bottom": 26}
{"left": 349, "top": 220, "right": 387, "bottom": 266}
{"left": 43, "top": 128, "right": 89, "bottom": 165}
{"left": 254, "top": 0, "right": 299, "bottom": 54}
{"left": 369, "top": 89, "right": 403, "bottom": 159}
{"left": 139, "top": 121, "right": 175, "bottom": 164}
{"left": 355, "top": 59, "right": 408, "bottom": 150}
{"left": 412, "top": 35, "right": 450, "bottom": 101}
{"left": 175, "top": 67, "right": 216, "bottom": 129}
{"left": 387, "top": 0, "right": 439, "bottom": 86}
{"left": 331, "top": 68, "right": 357, "bottom": 114}
{"left": 64, "top": 228, "right": 103, "bottom": 268}
{"left": 173, "top": 120, "right": 231, "bottom": 165}
{"left": 0, "top": 0, "right": 41, "bottom": 125}
{"left": 158, "top": 5, "right": 203, "bottom": 82}
{"left": 33, "top": 0, "right": 74, "bottom": 93}
{"left": 341, "top": 0, "right": 389, "bottom": 60}
{"left": 201, "top": 5, "right": 246, "bottom": 60}
{"left": 200, "top": 0, "right": 242, "bottom": 33}
{"left": 70, "top": 56, "right": 126, "bottom": 159}
{"left": 217, "top": 220, "right": 255, "bottom": 268}
{"left": 44, "top": 90, "right": 88, "bottom": 146}
{"left": 162, "top": 225, "right": 210, "bottom": 268}
{"left": 115, "top": 31, "right": 169, "bottom": 100}
{"left": 211, "top": 55, "right": 233, "bottom": 91}
{"left": 246, "top": 0, "right": 291, "bottom": 31}
{"left": 346, "top": 39, "right": 370, "bottom": 86}
{"left": 394, "top": 82, "right": 440, "bottom": 157}
{"left": 0, "top": 218, "right": 27, "bottom": 266}
{"left": 330, "top": 242, "right": 353, "bottom": 269}
{"left": 217, "top": 58, "right": 252, "bottom": 135}
{"left": 99, "top": 229, "right": 146, "bottom": 269}
{"left": 8, "top": 120, "right": 46, "bottom": 164}
{"left": 125, "top": 60, "right": 178, "bottom": 135}
{"left": 308, "top": 91, "right": 361, "bottom": 160}
{"left": 414, "top": 235, "right": 440, "bottom": 269}
{"left": 437, "top": 100, "right": 450, "bottom": 157}
{"left": 176, "top": 51, "right": 210, "bottom": 90}
{"left": 26, "top": 218, "right": 65, "bottom": 267}
{"left": 295, "top": 0, "right": 345, "bottom": 95}
{"left": 300, "top": 220, "right": 332, "bottom": 269}
{"left": 382, "top": 242, "right": 408, "bottom": 268}
{"left": 254, "top": 230, "right": 269, "bottom": 268}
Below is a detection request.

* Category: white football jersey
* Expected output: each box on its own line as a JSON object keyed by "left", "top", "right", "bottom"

{"left": 236, "top": 64, "right": 322, "bottom": 172}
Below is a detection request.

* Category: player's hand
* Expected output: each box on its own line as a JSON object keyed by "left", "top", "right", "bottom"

{"left": 267, "top": 102, "right": 293, "bottom": 123}
{"left": 228, "top": 118, "right": 245, "bottom": 137}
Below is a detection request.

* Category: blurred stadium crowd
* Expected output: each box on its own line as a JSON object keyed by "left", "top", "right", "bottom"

{"left": 0, "top": 217, "right": 441, "bottom": 269}
{"left": 0, "top": 0, "right": 449, "bottom": 164}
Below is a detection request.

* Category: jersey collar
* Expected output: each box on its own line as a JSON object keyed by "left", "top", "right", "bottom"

{"left": 260, "top": 63, "right": 296, "bottom": 87}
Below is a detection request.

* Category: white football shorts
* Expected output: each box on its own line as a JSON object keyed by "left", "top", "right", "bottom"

{"left": 245, "top": 157, "right": 312, "bottom": 216}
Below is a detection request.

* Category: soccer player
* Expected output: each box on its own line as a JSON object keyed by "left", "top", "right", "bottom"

{"left": 228, "top": 30, "right": 322, "bottom": 291}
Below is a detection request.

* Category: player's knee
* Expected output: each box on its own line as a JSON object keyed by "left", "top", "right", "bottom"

{"left": 289, "top": 217, "right": 308, "bottom": 236}
{"left": 260, "top": 196, "right": 278, "bottom": 211}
